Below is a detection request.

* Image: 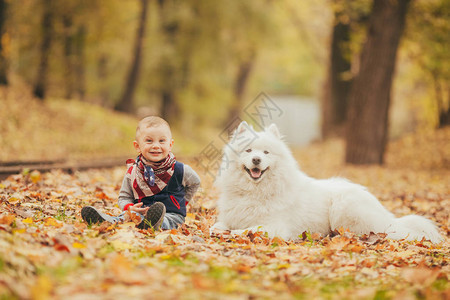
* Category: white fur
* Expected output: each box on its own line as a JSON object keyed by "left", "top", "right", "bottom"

{"left": 211, "top": 122, "right": 443, "bottom": 243}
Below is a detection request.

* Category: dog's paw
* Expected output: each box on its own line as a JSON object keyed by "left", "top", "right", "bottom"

{"left": 210, "top": 222, "right": 231, "bottom": 237}
{"left": 210, "top": 222, "right": 228, "bottom": 231}
{"left": 229, "top": 229, "right": 245, "bottom": 235}
{"left": 231, "top": 226, "right": 265, "bottom": 236}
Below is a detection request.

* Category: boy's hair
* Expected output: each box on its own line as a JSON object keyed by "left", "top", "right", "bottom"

{"left": 136, "top": 116, "right": 171, "bottom": 140}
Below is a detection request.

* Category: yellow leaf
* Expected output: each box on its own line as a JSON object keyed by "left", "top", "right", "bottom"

{"left": 12, "top": 228, "right": 26, "bottom": 234}
{"left": 278, "top": 263, "right": 291, "bottom": 270}
{"left": 72, "top": 242, "right": 86, "bottom": 249}
{"left": 8, "top": 196, "right": 20, "bottom": 203}
{"left": 31, "top": 275, "right": 52, "bottom": 300}
{"left": 22, "top": 218, "right": 34, "bottom": 224}
{"left": 111, "top": 240, "right": 132, "bottom": 251}
{"left": 160, "top": 254, "right": 172, "bottom": 260}
{"left": 44, "top": 217, "right": 63, "bottom": 228}
{"left": 30, "top": 170, "right": 41, "bottom": 184}
{"left": 120, "top": 222, "right": 136, "bottom": 228}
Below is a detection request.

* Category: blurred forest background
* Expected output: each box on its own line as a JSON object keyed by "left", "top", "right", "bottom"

{"left": 0, "top": 0, "right": 448, "bottom": 164}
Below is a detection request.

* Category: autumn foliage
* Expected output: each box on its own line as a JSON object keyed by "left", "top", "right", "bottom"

{"left": 0, "top": 129, "right": 449, "bottom": 299}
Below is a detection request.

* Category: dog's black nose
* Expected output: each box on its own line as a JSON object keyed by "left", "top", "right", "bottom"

{"left": 252, "top": 157, "right": 261, "bottom": 165}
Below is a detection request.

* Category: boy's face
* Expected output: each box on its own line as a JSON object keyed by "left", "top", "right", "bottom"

{"left": 134, "top": 125, "right": 174, "bottom": 163}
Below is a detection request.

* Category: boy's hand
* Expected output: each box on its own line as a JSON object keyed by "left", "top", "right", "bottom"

{"left": 129, "top": 202, "right": 149, "bottom": 215}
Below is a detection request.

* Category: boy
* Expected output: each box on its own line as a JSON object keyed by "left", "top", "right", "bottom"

{"left": 81, "top": 116, "right": 201, "bottom": 230}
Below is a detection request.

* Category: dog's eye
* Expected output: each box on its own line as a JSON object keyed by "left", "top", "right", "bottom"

{"left": 245, "top": 149, "right": 252, "bottom": 153}
{"left": 264, "top": 150, "right": 269, "bottom": 154}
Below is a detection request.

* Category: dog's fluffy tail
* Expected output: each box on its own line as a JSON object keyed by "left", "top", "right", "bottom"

{"left": 386, "top": 215, "right": 443, "bottom": 243}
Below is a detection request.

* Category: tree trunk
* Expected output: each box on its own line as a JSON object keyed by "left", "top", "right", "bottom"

{"left": 0, "top": 0, "right": 8, "bottom": 85}
{"left": 97, "top": 54, "right": 109, "bottom": 106}
{"left": 33, "top": 0, "right": 54, "bottom": 100}
{"left": 321, "top": 13, "right": 352, "bottom": 138}
{"left": 436, "top": 80, "right": 450, "bottom": 128}
{"left": 345, "top": 0, "right": 411, "bottom": 165}
{"left": 74, "top": 25, "right": 86, "bottom": 100}
{"left": 161, "top": 89, "right": 178, "bottom": 123}
{"left": 63, "top": 14, "right": 74, "bottom": 99}
{"left": 115, "top": 0, "right": 149, "bottom": 113}
{"left": 227, "top": 54, "right": 256, "bottom": 126}
{"left": 431, "top": 71, "right": 450, "bottom": 128}
{"left": 158, "top": 0, "right": 179, "bottom": 124}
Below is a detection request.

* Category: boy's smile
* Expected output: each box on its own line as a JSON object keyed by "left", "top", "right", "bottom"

{"left": 134, "top": 125, "right": 174, "bottom": 163}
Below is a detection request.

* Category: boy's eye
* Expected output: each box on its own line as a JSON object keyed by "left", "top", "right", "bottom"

{"left": 245, "top": 149, "right": 252, "bottom": 153}
{"left": 146, "top": 139, "right": 152, "bottom": 143}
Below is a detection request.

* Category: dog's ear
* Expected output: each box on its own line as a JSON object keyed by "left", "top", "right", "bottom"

{"left": 235, "top": 121, "right": 250, "bottom": 136}
{"left": 267, "top": 123, "right": 281, "bottom": 139}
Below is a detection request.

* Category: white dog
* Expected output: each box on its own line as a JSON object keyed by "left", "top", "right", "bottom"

{"left": 211, "top": 121, "right": 443, "bottom": 243}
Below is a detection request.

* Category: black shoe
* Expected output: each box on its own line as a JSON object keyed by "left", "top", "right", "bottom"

{"left": 81, "top": 206, "right": 117, "bottom": 225}
{"left": 137, "top": 202, "right": 166, "bottom": 230}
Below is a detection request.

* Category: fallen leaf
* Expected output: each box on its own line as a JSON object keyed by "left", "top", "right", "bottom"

{"left": 401, "top": 266, "right": 440, "bottom": 286}
{"left": 31, "top": 275, "right": 52, "bottom": 300}
{"left": 97, "top": 222, "right": 116, "bottom": 233}
{"left": 0, "top": 214, "right": 15, "bottom": 225}
{"left": 72, "top": 242, "right": 86, "bottom": 249}
{"left": 111, "top": 240, "right": 132, "bottom": 251}
{"left": 54, "top": 243, "right": 70, "bottom": 253}
{"left": 44, "top": 217, "right": 63, "bottom": 228}
{"left": 22, "top": 217, "right": 34, "bottom": 224}
{"left": 30, "top": 170, "right": 42, "bottom": 184}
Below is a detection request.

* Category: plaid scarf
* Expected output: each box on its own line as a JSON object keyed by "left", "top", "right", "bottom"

{"left": 126, "top": 153, "right": 176, "bottom": 200}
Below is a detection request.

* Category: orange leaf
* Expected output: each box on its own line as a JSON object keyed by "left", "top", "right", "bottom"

{"left": 97, "top": 222, "right": 116, "bottom": 233}
{"left": 44, "top": 217, "right": 63, "bottom": 228}
{"left": 235, "top": 263, "right": 252, "bottom": 273}
{"left": 191, "top": 274, "right": 214, "bottom": 290}
{"left": 0, "top": 214, "right": 15, "bottom": 225}
{"left": 402, "top": 266, "right": 440, "bottom": 286}
{"left": 271, "top": 237, "right": 285, "bottom": 246}
{"left": 361, "top": 259, "right": 375, "bottom": 268}
{"left": 110, "top": 254, "right": 131, "bottom": 277}
{"left": 95, "top": 192, "right": 110, "bottom": 200}
{"left": 350, "top": 244, "right": 364, "bottom": 253}
{"left": 54, "top": 243, "right": 70, "bottom": 253}
{"left": 127, "top": 210, "right": 141, "bottom": 224}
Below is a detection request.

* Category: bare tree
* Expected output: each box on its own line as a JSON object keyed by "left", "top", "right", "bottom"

{"left": 321, "top": 13, "right": 352, "bottom": 138}
{"left": 33, "top": 0, "right": 54, "bottom": 100}
{"left": 0, "top": 0, "right": 8, "bottom": 85}
{"left": 227, "top": 52, "right": 256, "bottom": 126}
{"left": 115, "top": 0, "right": 149, "bottom": 113}
{"left": 345, "top": 0, "right": 412, "bottom": 164}
{"left": 74, "top": 24, "right": 86, "bottom": 100}
{"left": 322, "top": 0, "right": 371, "bottom": 138}
{"left": 158, "top": 0, "right": 179, "bottom": 123}
{"left": 62, "top": 13, "right": 74, "bottom": 99}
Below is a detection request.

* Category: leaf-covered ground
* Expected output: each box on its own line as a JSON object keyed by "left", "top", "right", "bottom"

{"left": 0, "top": 129, "right": 449, "bottom": 299}
{"left": 0, "top": 87, "right": 210, "bottom": 161}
